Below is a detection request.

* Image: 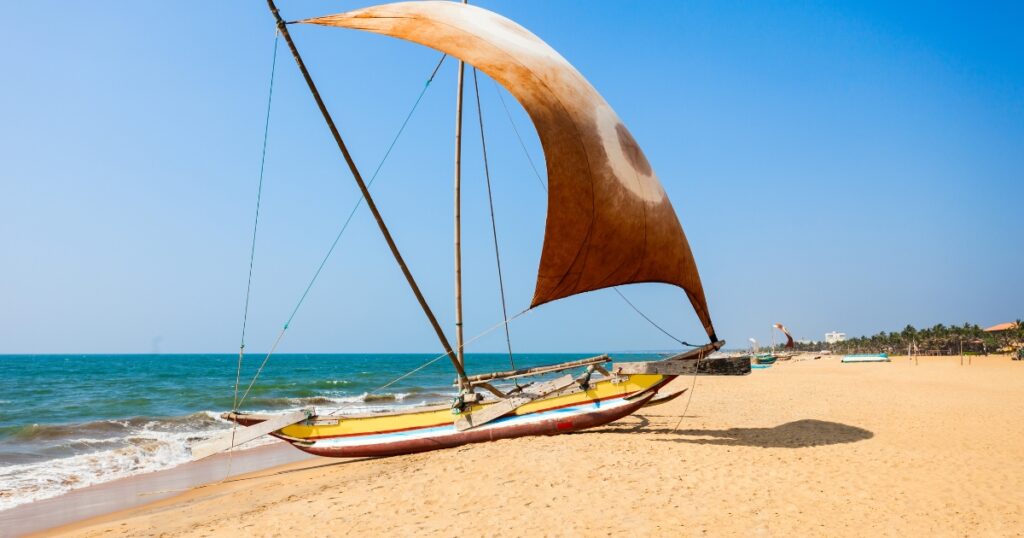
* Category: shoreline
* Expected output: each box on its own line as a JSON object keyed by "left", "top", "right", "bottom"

{"left": 9, "top": 355, "right": 1024, "bottom": 537}
{"left": 1, "top": 441, "right": 314, "bottom": 537}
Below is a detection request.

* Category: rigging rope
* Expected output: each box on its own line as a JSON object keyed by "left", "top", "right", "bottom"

{"left": 491, "top": 79, "right": 547, "bottom": 192}
{"left": 234, "top": 53, "right": 448, "bottom": 410}
{"left": 490, "top": 78, "right": 699, "bottom": 350}
{"left": 327, "top": 308, "right": 532, "bottom": 415}
{"left": 223, "top": 30, "right": 281, "bottom": 481}
{"left": 612, "top": 288, "right": 699, "bottom": 348}
{"left": 234, "top": 31, "right": 280, "bottom": 412}
{"left": 282, "top": 52, "right": 448, "bottom": 330}
{"left": 672, "top": 345, "right": 707, "bottom": 431}
{"left": 472, "top": 68, "right": 517, "bottom": 372}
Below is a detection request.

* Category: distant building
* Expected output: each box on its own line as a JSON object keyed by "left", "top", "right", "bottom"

{"left": 984, "top": 322, "right": 1019, "bottom": 333}
{"left": 825, "top": 331, "right": 846, "bottom": 344}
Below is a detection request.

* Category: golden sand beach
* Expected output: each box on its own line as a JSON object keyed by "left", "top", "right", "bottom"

{"left": 37, "top": 355, "right": 1024, "bottom": 537}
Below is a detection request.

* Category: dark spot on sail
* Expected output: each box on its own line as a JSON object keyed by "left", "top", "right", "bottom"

{"left": 616, "top": 123, "right": 652, "bottom": 176}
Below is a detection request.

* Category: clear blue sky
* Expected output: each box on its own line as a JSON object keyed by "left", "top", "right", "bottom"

{"left": 1, "top": 1, "right": 1021, "bottom": 354}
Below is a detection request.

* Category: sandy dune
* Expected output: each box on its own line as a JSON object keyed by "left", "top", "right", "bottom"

{"left": 42, "top": 355, "right": 1024, "bottom": 537}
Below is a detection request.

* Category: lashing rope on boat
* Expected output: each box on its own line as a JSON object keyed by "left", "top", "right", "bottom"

{"left": 233, "top": 53, "right": 448, "bottom": 411}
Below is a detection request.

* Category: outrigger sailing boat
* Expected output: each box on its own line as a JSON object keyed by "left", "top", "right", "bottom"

{"left": 753, "top": 324, "right": 794, "bottom": 364}
{"left": 192, "top": 1, "right": 749, "bottom": 461}
{"left": 772, "top": 323, "right": 798, "bottom": 360}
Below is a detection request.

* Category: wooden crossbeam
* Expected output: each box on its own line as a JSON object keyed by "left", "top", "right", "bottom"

{"left": 660, "top": 341, "right": 726, "bottom": 362}
{"left": 455, "top": 374, "right": 575, "bottom": 431}
{"left": 457, "top": 342, "right": 724, "bottom": 387}
{"left": 461, "top": 355, "right": 610, "bottom": 386}
{"left": 190, "top": 409, "right": 311, "bottom": 460}
{"left": 613, "top": 355, "right": 751, "bottom": 376}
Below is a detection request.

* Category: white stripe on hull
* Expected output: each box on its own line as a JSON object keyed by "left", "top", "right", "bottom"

{"left": 310, "top": 395, "right": 634, "bottom": 449}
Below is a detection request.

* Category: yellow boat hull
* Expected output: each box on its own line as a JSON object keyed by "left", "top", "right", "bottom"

{"left": 230, "top": 374, "right": 669, "bottom": 458}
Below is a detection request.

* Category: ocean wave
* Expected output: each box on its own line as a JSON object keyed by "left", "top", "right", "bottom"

{"left": 315, "top": 379, "right": 353, "bottom": 387}
{"left": 0, "top": 392, "right": 454, "bottom": 510}
{"left": 0, "top": 411, "right": 271, "bottom": 511}
{"left": 246, "top": 396, "right": 336, "bottom": 407}
{"left": 239, "top": 392, "right": 453, "bottom": 418}
{"left": 4, "top": 412, "right": 227, "bottom": 443}
{"left": 246, "top": 392, "right": 415, "bottom": 408}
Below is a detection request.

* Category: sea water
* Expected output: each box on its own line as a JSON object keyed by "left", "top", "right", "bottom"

{"left": 0, "top": 352, "right": 657, "bottom": 510}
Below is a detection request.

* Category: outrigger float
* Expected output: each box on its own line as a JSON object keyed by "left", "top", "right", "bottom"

{"left": 191, "top": 1, "right": 750, "bottom": 461}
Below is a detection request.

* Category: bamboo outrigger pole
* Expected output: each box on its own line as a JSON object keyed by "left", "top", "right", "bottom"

{"left": 266, "top": 0, "right": 470, "bottom": 389}
{"left": 452, "top": 3, "right": 466, "bottom": 368}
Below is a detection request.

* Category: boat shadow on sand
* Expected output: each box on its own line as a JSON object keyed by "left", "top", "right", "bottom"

{"left": 593, "top": 417, "right": 873, "bottom": 448}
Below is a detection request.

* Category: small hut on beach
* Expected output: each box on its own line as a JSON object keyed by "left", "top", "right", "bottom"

{"left": 983, "top": 322, "right": 1019, "bottom": 333}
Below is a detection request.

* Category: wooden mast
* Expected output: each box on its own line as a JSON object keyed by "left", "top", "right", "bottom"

{"left": 265, "top": 0, "right": 470, "bottom": 389}
{"left": 452, "top": 0, "right": 467, "bottom": 368}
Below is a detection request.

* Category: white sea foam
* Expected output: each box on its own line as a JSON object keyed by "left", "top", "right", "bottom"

{"left": 0, "top": 413, "right": 273, "bottom": 512}
{"left": 0, "top": 393, "right": 446, "bottom": 511}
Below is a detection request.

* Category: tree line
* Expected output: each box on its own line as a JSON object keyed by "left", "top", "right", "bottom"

{"left": 790, "top": 321, "right": 1023, "bottom": 355}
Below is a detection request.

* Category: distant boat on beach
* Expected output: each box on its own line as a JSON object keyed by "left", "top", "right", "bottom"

{"left": 841, "top": 353, "right": 891, "bottom": 363}
{"left": 750, "top": 323, "right": 797, "bottom": 364}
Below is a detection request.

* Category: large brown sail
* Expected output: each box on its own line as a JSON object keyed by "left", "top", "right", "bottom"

{"left": 305, "top": 1, "right": 716, "bottom": 341}
{"left": 773, "top": 323, "right": 795, "bottom": 349}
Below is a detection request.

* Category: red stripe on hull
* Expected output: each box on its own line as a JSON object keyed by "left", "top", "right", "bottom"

{"left": 295, "top": 392, "right": 655, "bottom": 458}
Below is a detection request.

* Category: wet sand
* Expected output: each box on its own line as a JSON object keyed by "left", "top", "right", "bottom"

{"left": 21, "top": 355, "right": 1024, "bottom": 536}
{"left": 3, "top": 443, "right": 311, "bottom": 537}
